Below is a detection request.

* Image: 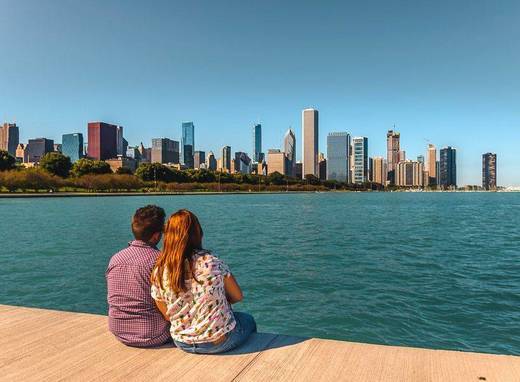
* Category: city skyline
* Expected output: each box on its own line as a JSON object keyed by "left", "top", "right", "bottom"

{"left": 1, "top": 1, "right": 519, "bottom": 185}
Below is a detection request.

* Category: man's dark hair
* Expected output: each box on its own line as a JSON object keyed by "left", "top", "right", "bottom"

{"left": 131, "top": 205, "right": 166, "bottom": 242}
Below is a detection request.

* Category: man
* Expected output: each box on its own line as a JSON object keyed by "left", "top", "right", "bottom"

{"left": 106, "top": 205, "right": 171, "bottom": 347}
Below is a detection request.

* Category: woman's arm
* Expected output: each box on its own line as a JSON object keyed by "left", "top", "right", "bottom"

{"left": 224, "top": 274, "right": 243, "bottom": 304}
{"left": 154, "top": 299, "right": 170, "bottom": 321}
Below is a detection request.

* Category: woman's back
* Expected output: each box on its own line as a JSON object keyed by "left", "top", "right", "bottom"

{"left": 152, "top": 250, "right": 236, "bottom": 344}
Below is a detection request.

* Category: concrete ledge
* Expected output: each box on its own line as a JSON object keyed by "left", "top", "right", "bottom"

{"left": 0, "top": 305, "right": 519, "bottom": 381}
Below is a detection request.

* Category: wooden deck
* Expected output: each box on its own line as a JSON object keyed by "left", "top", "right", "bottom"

{"left": 1, "top": 305, "right": 519, "bottom": 381}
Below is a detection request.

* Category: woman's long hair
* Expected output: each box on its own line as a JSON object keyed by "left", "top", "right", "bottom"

{"left": 151, "top": 209, "right": 203, "bottom": 294}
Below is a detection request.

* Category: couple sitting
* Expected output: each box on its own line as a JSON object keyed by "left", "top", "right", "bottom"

{"left": 106, "top": 205, "right": 257, "bottom": 354}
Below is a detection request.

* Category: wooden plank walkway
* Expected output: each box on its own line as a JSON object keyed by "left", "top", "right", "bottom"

{"left": 1, "top": 305, "right": 519, "bottom": 381}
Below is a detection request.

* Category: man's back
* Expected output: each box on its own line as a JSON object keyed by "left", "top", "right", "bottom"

{"left": 106, "top": 240, "right": 170, "bottom": 347}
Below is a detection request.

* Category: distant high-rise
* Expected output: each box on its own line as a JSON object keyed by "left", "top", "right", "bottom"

{"left": 352, "top": 137, "right": 369, "bottom": 184}
{"left": 427, "top": 144, "right": 437, "bottom": 186}
{"left": 318, "top": 153, "right": 327, "bottom": 181}
{"left": 62, "top": 133, "right": 84, "bottom": 163}
{"left": 181, "top": 122, "right": 195, "bottom": 168}
{"left": 439, "top": 146, "right": 457, "bottom": 188}
{"left": 234, "top": 152, "right": 252, "bottom": 174}
{"left": 253, "top": 124, "right": 262, "bottom": 162}
{"left": 116, "top": 126, "right": 124, "bottom": 156}
{"left": 151, "top": 138, "right": 179, "bottom": 164}
{"left": 26, "top": 138, "right": 54, "bottom": 163}
{"left": 206, "top": 151, "right": 217, "bottom": 171}
{"left": 326, "top": 132, "right": 350, "bottom": 182}
{"left": 87, "top": 122, "right": 118, "bottom": 160}
{"left": 0, "top": 123, "right": 19, "bottom": 156}
{"left": 267, "top": 149, "right": 286, "bottom": 175}
{"left": 284, "top": 128, "right": 296, "bottom": 177}
{"left": 386, "top": 130, "right": 400, "bottom": 184}
{"left": 221, "top": 146, "right": 231, "bottom": 172}
{"left": 417, "top": 155, "right": 424, "bottom": 164}
{"left": 371, "top": 157, "right": 387, "bottom": 185}
{"left": 302, "top": 108, "right": 318, "bottom": 178}
{"left": 194, "top": 151, "right": 206, "bottom": 169}
{"left": 396, "top": 160, "right": 424, "bottom": 187}
{"left": 482, "top": 153, "right": 497, "bottom": 190}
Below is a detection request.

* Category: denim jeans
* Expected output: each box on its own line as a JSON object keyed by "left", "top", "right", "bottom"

{"left": 174, "top": 312, "right": 257, "bottom": 354}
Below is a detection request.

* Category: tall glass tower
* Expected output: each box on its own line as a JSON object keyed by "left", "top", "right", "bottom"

{"left": 253, "top": 124, "right": 262, "bottom": 162}
{"left": 353, "top": 136, "right": 369, "bottom": 184}
{"left": 326, "top": 132, "right": 350, "bottom": 182}
{"left": 440, "top": 146, "right": 457, "bottom": 188}
{"left": 181, "top": 122, "right": 195, "bottom": 168}
{"left": 62, "top": 133, "right": 84, "bottom": 163}
{"left": 284, "top": 128, "right": 296, "bottom": 177}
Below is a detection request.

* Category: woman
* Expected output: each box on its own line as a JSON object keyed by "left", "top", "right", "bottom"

{"left": 151, "top": 209, "right": 257, "bottom": 354}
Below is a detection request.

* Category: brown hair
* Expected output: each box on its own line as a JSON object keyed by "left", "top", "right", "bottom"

{"left": 151, "top": 209, "right": 203, "bottom": 294}
{"left": 131, "top": 205, "right": 166, "bottom": 242}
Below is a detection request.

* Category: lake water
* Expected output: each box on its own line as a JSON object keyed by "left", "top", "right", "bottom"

{"left": 1, "top": 193, "right": 519, "bottom": 355}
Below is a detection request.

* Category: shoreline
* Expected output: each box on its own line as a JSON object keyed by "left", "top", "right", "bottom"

{"left": 0, "top": 189, "right": 513, "bottom": 198}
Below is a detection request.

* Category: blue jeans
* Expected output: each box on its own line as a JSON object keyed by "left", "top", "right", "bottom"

{"left": 174, "top": 312, "right": 257, "bottom": 354}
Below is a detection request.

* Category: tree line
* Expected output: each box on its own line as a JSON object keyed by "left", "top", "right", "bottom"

{"left": 0, "top": 150, "right": 380, "bottom": 193}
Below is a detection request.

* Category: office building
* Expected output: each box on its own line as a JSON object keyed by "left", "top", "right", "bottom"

{"left": 16, "top": 144, "right": 27, "bottom": 163}
{"left": 318, "top": 153, "right": 327, "bottom": 181}
{"left": 106, "top": 157, "right": 137, "bottom": 173}
{"left": 234, "top": 152, "right": 252, "bottom": 174}
{"left": 396, "top": 160, "right": 424, "bottom": 187}
{"left": 116, "top": 126, "right": 125, "bottom": 156}
{"left": 151, "top": 138, "right": 179, "bottom": 164}
{"left": 482, "top": 153, "right": 497, "bottom": 190}
{"left": 87, "top": 122, "right": 118, "bottom": 160}
{"left": 302, "top": 108, "right": 318, "bottom": 178}
{"left": 138, "top": 143, "right": 151, "bottom": 163}
{"left": 126, "top": 146, "right": 141, "bottom": 161}
{"left": 386, "top": 130, "right": 400, "bottom": 184}
{"left": 417, "top": 155, "right": 424, "bottom": 164}
{"left": 194, "top": 151, "right": 206, "bottom": 169}
{"left": 284, "top": 128, "right": 296, "bottom": 177}
{"left": 181, "top": 122, "right": 195, "bottom": 168}
{"left": 371, "top": 157, "right": 387, "bottom": 185}
{"left": 206, "top": 151, "right": 217, "bottom": 171}
{"left": 26, "top": 138, "right": 54, "bottom": 163}
{"left": 0, "top": 123, "right": 19, "bottom": 156}
{"left": 326, "top": 132, "right": 350, "bottom": 182}
{"left": 439, "top": 146, "right": 457, "bottom": 188}
{"left": 62, "top": 133, "right": 84, "bottom": 163}
{"left": 221, "top": 146, "right": 231, "bottom": 173}
{"left": 253, "top": 124, "right": 262, "bottom": 163}
{"left": 295, "top": 162, "right": 303, "bottom": 179}
{"left": 427, "top": 144, "right": 437, "bottom": 186}
{"left": 267, "top": 149, "right": 286, "bottom": 175}
{"left": 352, "top": 137, "right": 368, "bottom": 184}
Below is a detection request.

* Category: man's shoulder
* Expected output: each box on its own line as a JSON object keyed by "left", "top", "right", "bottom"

{"left": 108, "top": 243, "right": 160, "bottom": 269}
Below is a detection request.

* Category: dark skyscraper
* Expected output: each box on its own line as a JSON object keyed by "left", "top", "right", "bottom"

{"left": 182, "top": 122, "right": 195, "bottom": 168}
{"left": 151, "top": 138, "right": 179, "bottom": 164}
{"left": 284, "top": 128, "right": 296, "bottom": 177}
{"left": 0, "top": 123, "right": 20, "bottom": 156}
{"left": 62, "top": 133, "right": 84, "bottom": 162}
{"left": 194, "top": 151, "right": 206, "bottom": 169}
{"left": 482, "top": 153, "right": 497, "bottom": 190}
{"left": 26, "top": 138, "right": 54, "bottom": 163}
{"left": 253, "top": 124, "right": 262, "bottom": 162}
{"left": 440, "top": 146, "right": 457, "bottom": 188}
{"left": 386, "top": 130, "right": 400, "bottom": 184}
{"left": 327, "top": 132, "right": 350, "bottom": 182}
{"left": 87, "top": 122, "right": 118, "bottom": 160}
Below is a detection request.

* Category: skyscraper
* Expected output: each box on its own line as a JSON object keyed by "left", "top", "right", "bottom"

{"left": 151, "top": 138, "right": 179, "bottom": 164}
{"left": 253, "top": 124, "right": 262, "bottom": 162}
{"left": 116, "top": 126, "right": 124, "bottom": 156}
{"left": 0, "top": 123, "right": 19, "bottom": 156}
{"left": 233, "top": 152, "right": 252, "bottom": 174}
{"left": 352, "top": 137, "right": 369, "bottom": 184}
{"left": 439, "top": 146, "right": 457, "bottom": 189}
{"left": 302, "top": 108, "right": 318, "bottom": 178}
{"left": 396, "top": 160, "right": 424, "bottom": 187}
{"left": 326, "top": 132, "right": 350, "bottom": 182}
{"left": 267, "top": 149, "right": 286, "bottom": 175}
{"left": 427, "top": 144, "right": 437, "bottom": 186}
{"left": 87, "top": 122, "right": 118, "bottom": 160}
{"left": 386, "top": 130, "right": 400, "bottom": 184}
{"left": 26, "top": 138, "right": 54, "bottom": 163}
{"left": 62, "top": 133, "right": 84, "bottom": 163}
{"left": 370, "top": 157, "right": 387, "bottom": 185}
{"left": 181, "top": 122, "right": 195, "bottom": 168}
{"left": 206, "top": 151, "right": 217, "bottom": 171}
{"left": 284, "top": 128, "right": 296, "bottom": 177}
{"left": 482, "top": 153, "right": 497, "bottom": 190}
{"left": 221, "top": 146, "right": 231, "bottom": 173}
{"left": 194, "top": 151, "right": 206, "bottom": 169}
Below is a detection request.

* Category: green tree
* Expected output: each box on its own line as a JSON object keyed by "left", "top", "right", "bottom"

{"left": 135, "top": 163, "right": 175, "bottom": 182}
{"left": 115, "top": 166, "right": 133, "bottom": 175}
{"left": 0, "top": 150, "right": 16, "bottom": 171}
{"left": 267, "top": 171, "right": 286, "bottom": 185}
{"left": 39, "top": 152, "right": 72, "bottom": 177}
{"left": 71, "top": 158, "right": 112, "bottom": 177}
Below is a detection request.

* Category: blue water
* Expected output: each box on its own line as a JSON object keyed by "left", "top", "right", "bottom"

{"left": 1, "top": 193, "right": 519, "bottom": 355}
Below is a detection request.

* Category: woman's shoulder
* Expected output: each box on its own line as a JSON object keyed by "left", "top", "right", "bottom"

{"left": 193, "top": 250, "right": 230, "bottom": 275}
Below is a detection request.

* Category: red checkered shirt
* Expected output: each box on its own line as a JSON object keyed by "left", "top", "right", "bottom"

{"left": 106, "top": 240, "right": 171, "bottom": 347}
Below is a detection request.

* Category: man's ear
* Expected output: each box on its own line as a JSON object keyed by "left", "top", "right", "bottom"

{"left": 151, "top": 231, "right": 162, "bottom": 244}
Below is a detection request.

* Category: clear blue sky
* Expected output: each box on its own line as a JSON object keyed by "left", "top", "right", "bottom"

{"left": 1, "top": 0, "right": 519, "bottom": 185}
